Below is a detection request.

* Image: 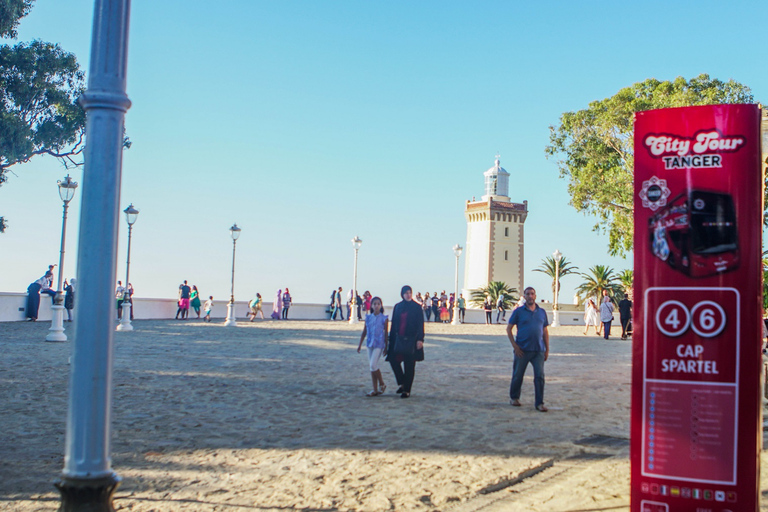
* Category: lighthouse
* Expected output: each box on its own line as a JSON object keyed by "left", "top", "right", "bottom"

{"left": 463, "top": 156, "right": 528, "bottom": 300}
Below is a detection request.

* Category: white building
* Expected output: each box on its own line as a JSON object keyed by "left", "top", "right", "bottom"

{"left": 463, "top": 157, "right": 528, "bottom": 302}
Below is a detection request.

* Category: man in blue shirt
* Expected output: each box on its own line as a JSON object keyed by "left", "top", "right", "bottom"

{"left": 506, "top": 287, "right": 550, "bottom": 412}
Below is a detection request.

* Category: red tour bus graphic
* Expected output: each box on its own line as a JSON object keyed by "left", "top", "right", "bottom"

{"left": 648, "top": 189, "right": 738, "bottom": 277}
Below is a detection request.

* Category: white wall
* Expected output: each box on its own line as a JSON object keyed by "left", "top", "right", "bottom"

{"left": 0, "top": 292, "right": 588, "bottom": 326}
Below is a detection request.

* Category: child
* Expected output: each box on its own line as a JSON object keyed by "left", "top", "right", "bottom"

{"left": 357, "top": 297, "right": 388, "bottom": 396}
{"left": 248, "top": 293, "right": 264, "bottom": 321}
{"left": 203, "top": 296, "right": 213, "bottom": 322}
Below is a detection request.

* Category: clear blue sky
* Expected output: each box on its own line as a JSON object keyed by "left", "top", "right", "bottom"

{"left": 2, "top": 0, "right": 767, "bottom": 307}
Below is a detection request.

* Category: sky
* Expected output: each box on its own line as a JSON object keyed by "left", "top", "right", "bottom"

{"left": 2, "top": 0, "right": 767, "bottom": 308}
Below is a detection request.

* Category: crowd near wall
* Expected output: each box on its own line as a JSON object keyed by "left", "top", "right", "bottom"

{"left": 0, "top": 292, "right": 585, "bottom": 325}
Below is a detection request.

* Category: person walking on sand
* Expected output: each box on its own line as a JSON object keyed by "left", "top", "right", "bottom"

{"left": 357, "top": 296, "right": 389, "bottom": 396}
{"left": 203, "top": 296, "right": 213, "bottom": 322}
{"left": 190, "top": 285, "right": 202, "bottom": 319}
{"left": 282, "top": 288, "right": 292, "bottom": 319}
{"left": 507, "top": 287, "right": 550, "bottom": 412}
{"left": 272, "top": 289, "right": 283, "bottom": 319}
{"left": 331, "top": 286, "right": 344, "bottom": 320}
{"left": 248, "top": 293, "right": 265, "bottom": 321}
{"left": 176, "top": 281, "right": 191, "bottom": 320}
{"left": 583, "top": 298, "right": 600, "bottom": 335}
{"left": 496, "top": 293, "right": 506, "bottom": 323}
{"left": 422, "top": 291, "right": 431, "bottom": 321}
{"left": 431, "top": 292, "right": 440, "bottom": 323}
{"left": 619, "top": 293, "right": 633, "bottom": 340}
{"left": 600, "top": 295, "right": 615, "bottom": 340}
{"left": 386, "top": 286, "right": 425, "bottom": 399}
{"left": 484, "top": 296, "right": 493, "bottom": 324}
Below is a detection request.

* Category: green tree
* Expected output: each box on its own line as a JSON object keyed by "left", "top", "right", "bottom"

{"left": 533, "top": 254, "right": 579, "bottom": 300}
{"left": 0, "top": 1, "right": 87, "bottom": 233}
{"left": 576, "top": 265, "right": 622, "bottom": 304}
{"left": 546, "top": 74, "right": 755, "bottom": 257}
{"left": 0, "top": 0, "right": 32, "bottom": 39}
{"left": 469, "top": 281, "right": 518, "bottom": 309}
{"left": 618, "top": 269, "right": 633, "bottom": 293}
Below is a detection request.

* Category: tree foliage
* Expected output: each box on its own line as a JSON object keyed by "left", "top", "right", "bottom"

{"left": 575, "top": 265, "right": 622, "bottom": 304}
{"left": 0, "top": 1, "right": 87, "bottom": 232}
{"left": 618, "top": 269, "right": 633, "bottom": 293}
{"left": 533, "top": 254, "right": 579, "bottom": 299}
{"left": 469, "top": 281, "right": 518, "bottom": 309}
{"left": 0, "top": 0, "right": 32, "bottom": 39}
{"left": 546, "top": 74, "right": 755, "bottom": 256}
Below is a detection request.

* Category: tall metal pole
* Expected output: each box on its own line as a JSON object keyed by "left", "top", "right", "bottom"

{"left": 451, "top": 251, "right": 460, "bottom": 325}
{"left": 224, "top": 238, "right": 237, "bottom": 326}
{"left": 552, "top": 255, "right": 561, "bottom": 327}
{"left": 56, "top": 0, "right": 131, "bottom": 509}
{"left": 116, "top": 223, "right": 133, "bottom": 331}
{"left": 451, "top": 244, "right": 462, "bottom": 326}
{"left": 349, "top": 246, "right": 359, "bottom": 325}
{"left": 46, "top": 201, "right": 70, "bottom": 342}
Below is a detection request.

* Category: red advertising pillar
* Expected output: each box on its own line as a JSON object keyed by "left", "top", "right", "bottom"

{"left": 632, "top": 104, "right": 763, "bottom": 512}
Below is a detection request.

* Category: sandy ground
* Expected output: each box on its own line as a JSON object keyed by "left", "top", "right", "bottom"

{"left": 1, "top": 319, "right": 765, "bottom": 511}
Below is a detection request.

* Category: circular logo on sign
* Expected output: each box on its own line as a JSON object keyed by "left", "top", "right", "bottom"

{"left": 693, "top": 198, "right": 705, "bottom": 210}
{"left": 646, "top": 185, "right": 662, "bottom": 202}
{"left": 639, "top": 176, "right": 671, "bottom": 211}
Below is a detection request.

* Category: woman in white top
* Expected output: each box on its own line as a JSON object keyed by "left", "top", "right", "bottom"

{"left": 583, "top": 298, "right": 599, "bottom": 335}
{"left": 600, "top": 295, "right": 615, "bottom": 340}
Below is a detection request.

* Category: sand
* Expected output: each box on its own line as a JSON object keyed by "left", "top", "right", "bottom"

{"left": 1, "top": 319, "right": 766, "bottom": 511}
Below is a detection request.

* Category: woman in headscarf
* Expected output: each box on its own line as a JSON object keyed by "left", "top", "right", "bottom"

{"left": 272, "top": 289, "right": 282, "bottom": 319}
{"left": 64, "top": 278, "right": 76, "bottom": 322}
{"left": 25, "top": 274, "right": 49, "bottom": 321}
{"left": 385, "top": 285, "right": 425, "bottom": 398}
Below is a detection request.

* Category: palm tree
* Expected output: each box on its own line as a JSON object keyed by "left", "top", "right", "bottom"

{"left": 533, "top": 254, "right": 579, "bottom": 300}
{"left": 576, "top": 265, "right": 622, "bottom": 304}
{"left": 618, "top": 269, "right": 633, "bottom": 293}
{"left": 469, "top": 281, "right": 518, "bottom": 308}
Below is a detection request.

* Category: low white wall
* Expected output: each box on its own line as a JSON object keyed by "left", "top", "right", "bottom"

{"left": 0, "top": 292, "right": 587, "bottom": 326}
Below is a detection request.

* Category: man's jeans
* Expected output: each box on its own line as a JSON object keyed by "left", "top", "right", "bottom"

{"left": 509, "top": 351, "right": 545, "bottom": 407}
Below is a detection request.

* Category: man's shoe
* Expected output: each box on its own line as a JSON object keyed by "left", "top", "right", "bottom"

{"left": 510, "top": 399, "right": 521, "bottom": 407}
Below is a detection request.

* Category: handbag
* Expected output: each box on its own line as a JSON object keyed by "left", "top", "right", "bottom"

{"left": 393, "top": 334, "right": 416, "bottom": 356}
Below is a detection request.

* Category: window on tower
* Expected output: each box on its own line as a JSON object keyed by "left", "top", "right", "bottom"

{"left": 505, "top": 250, "right": 508, "bottom": 261}
{"left": 505, "top": 227, "right": 509, "bottom": 237}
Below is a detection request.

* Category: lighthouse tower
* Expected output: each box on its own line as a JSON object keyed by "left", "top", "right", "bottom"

{"left": 463, "top": 157, "right": 528, "bottom": 301}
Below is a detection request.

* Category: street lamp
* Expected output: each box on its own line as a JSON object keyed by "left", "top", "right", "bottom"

{"left": 552, "top": 249, "right": 563, "bottom": 327}
{"left": 451, "top": 244, "right": 463, "bottom": 325}
{"left": 224, "top": 223, "right": 241, "bottom": 326}
{"left": 116, "top": 204, "right": 139, "bottom": 331}
{"left": 349, "top": 236, "right": 362, "bottom": 325}
{"left": 46, "top": 175, "right": 78, "bottom": 342}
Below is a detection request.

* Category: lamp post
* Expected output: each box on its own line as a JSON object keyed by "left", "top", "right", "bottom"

{"left": 56, "top": 0, "right": 131, "bottom": 508}
{"left": 349, "top": 236, "right": 362, "bottom": 325}
{"left": 116, "top": 204, "right": 138, "bottom": 331}
{"left": 224, "top": 223, "right": 241, "bottom": 326}
{"left": 46, "top": 175, "right": 78, "bottom": 342}
{"left": 451, "top": 244, "right": 463, "bottom": 325}
{"left": 552, "top": 249, "right": 563, "bottom": 327}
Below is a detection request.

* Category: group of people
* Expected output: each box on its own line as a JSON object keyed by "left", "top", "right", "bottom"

{"left": 267, "top": 288, "right": 292, "bottom": 320}
{"left": 483, "top": 294, "right": 517, "bottom": 325}
{"left": 355, "top": 284, "right": 550, "bottom": 412}
{"left": 356, "top": 285, "right": 425, "bottom": 398}
{"left": 583, "top": 290, "right": 633, "bottom": 340}
{"left": 328, "top": 287, "right": 370, "bottom": 321}
{"left": 25, "top": 265, "right": 75, "bottom": 322}
{"left": 115, "top": 281, "right": 135, "bottom": 320}
{"left": 415, "top": 291, "right": 466, "bottom": 324}
{"left": 173, "top": 281, "right": 214, "bottom": 321}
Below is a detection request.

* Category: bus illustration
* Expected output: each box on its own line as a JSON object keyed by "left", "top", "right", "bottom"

{"left": 648, "top": 190, "right": 739, "bottom": 277}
